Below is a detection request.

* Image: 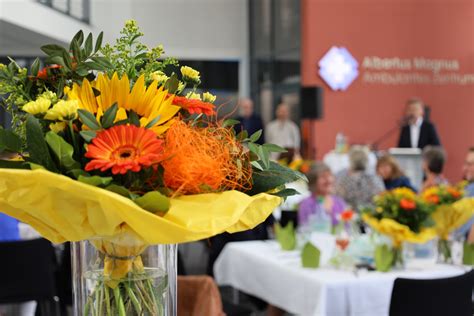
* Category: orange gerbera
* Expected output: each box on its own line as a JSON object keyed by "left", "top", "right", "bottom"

{"left": 85, "top": 125, "right": 164, "bottom": 175}
{"left": 400, "top": 198, "right": 416, "bottom": 211}
{"left": 447, "top": 187, "right": 462, "bottom": 199}
{"left": 426, "top": 194, "right": 440, "bottom": 205}
{"left": 170, "top": 95, "right": 216, "bottom": 116}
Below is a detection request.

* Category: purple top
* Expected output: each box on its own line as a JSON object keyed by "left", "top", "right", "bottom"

{"left": 298, "top": 195, "right": 347, "bottom": 227}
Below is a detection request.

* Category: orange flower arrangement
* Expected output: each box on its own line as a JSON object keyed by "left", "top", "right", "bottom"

{"left": 85, "top": 125, "right": 164, "bottom": 175}
{"left": 171, "top": 95, "right": 215, "bottom": 116}
{"left": 36, "top": 64, "right": 62, "bottom": 80}
{"left": 400, "top": 198, "right": 416, "bottom": 211}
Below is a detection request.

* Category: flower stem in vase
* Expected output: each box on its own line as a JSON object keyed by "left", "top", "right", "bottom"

{"left": 438, "top": 239, "right": 452, "bottom": 263}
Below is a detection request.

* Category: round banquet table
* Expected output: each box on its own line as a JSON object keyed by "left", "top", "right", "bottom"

{"left": 213, "top": 240, "right": 469, "bottom": 316}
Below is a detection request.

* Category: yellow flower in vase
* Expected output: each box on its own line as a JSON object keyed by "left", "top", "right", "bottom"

{"left": 49, "top": 122, "right": 67, "bottom": 133}
{"left": 22, "top": 97, "right": 51, "bottom": 115}
{"left": 202, "top": 92, "right": 216, "bottom": 103}
{"left": 181, "top": 66, "right": 200, "bottom": 84}
{"left": 151, "top": 71, "right": 169, "bottom": 85}
{"left": 186, "top": 91, "right": 201, "bottom": 100}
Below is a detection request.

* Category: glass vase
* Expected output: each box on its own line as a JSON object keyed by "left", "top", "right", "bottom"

{"left": 71, "top": 232, "right": 177, "bottom": 316}
{"left": 437, "top": 236, "right": 465, "bottom": 265}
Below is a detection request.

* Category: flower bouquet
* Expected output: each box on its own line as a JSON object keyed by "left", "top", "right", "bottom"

{"left": 363, "top": 188, "right": 436, "bottom": 270}
{"left": 422, "top": 185, "right": 474, "bottom": 263}
{"left": 0, "top": 21, "right": 304, "bottom": 315}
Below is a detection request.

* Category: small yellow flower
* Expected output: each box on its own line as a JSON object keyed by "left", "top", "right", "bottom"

{"left": 376, "top": 207, "right": 383, "bottom": 214}
{"left": 49, "top": 122, "right": 67, "bottom": 133}
{"left": 22, "top": 97, "right": 51, "bottom": 115}
{"left": 151, "top": 71, "right": 169, "bottom": 85}
{"left": 180, "top": 66, "right": 200, "bottom": 84}
{"left": 177, "top": 81, "right": 185, "bottom": 93}
{"left": 39, "top": 91, "right": 58, "bottom": 103}
{"left": 186, "top": 92, "right": 201, "bottom": 100}
{"left": 202, "top": 92, "right": 216, "bottom": 103}
{"left": 44, "top": 100, "right": 79, "bottom": 121}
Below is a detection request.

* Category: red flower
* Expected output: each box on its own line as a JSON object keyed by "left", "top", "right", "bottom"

{"left": 426, "top": 194, "right": 440, "bottom": 204}
{"left": 400, "top": 198, "right": 416, "bottom": 211}
{"left": 171, "top": 95, "right": 216, "bottom": 116}
{"left": 37, "top": 64, "right": 62, "bottom": 80}
{"left": 85, "top": 125, "right": 164, "bottom": 175}
{"left": 340, "top": 209, "right": 355, "bottom": 222}
{"left": 447, "top": 188, "right": 461, "bottom": 199}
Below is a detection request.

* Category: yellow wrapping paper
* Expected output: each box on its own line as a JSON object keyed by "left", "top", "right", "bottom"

{"left": 0, "top": 169, "right": 281, "bottom": 244}
{"left": 363, "top": 214, "right": 436, "bottom": 248}
{"left": 433, "top": 198, "right": 474, "bottom": 240}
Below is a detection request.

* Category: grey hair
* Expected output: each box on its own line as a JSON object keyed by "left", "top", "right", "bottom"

{"left": 349, "top": 145, "right": 369, "bottom": 171}
{"left": 307, "top": 162, "right": 332, "bottom": 188}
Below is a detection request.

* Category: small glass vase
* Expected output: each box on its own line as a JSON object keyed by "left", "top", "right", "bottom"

{"left": 71, "top": 232, "right": 177, "bottom": 316}
{"left": 437, "top": 236, "right": 465, "bottom": 265}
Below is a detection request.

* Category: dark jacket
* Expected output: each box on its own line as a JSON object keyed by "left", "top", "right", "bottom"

{"left": 384, "top": 176, "right": 418, "bottom": 192}
{"left": 397, "top": 120, "right": 441, "bottom": 149}
{"left": 235, "top": 115, "right": 265, "bottom": 144}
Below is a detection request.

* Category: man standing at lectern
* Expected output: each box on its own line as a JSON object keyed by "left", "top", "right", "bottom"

{"left": 397, "top": 98, "right": 441, "bottom": 149}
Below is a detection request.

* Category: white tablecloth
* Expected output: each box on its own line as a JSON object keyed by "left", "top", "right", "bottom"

{"left": 214, "top": 241, "right": 468, "bottom": 316}
{"left": 323, "top": 151, "right": 378, "bottom": 175}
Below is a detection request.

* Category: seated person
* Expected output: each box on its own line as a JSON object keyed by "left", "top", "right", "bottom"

{"left": 298, "top": 162, "right": 346, "bottom": 229}
{"left": 335, "top": 146, "right": 385, "bottom": 211}
{"left": 421, "top": 146, "right": 448, "bottom": 191}
{"left": 456, "top": 147, "right": 474, "bottom": 242}
{"left": 377, "top": 154, "right": 417, "bottom": 192}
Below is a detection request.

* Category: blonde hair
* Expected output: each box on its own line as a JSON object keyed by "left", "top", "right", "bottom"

{"left": 377, "top": 155, "right": 404, "bottom": 179}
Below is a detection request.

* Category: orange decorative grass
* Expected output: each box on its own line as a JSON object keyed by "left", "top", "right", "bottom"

{"left": 161, "top": 120, "right": 252, "bottom": 195}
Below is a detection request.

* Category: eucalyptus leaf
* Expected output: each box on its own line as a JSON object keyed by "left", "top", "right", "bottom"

{"left": 262, "top": 143, "right": 287, "bottom": 153}
{"left": 71, "top": 30, "right": 84, "bottom": 47}
{"left": 250, "top": 160, "right": 264, "bottom": 171}
{"left": 78, "top": 175, "right": 113, "bottom": 187}
{"left": 248, "top": 161, "right": 307, "bottom": 195}
{"left": 94, "top": 31, "right": 104, "bottom": 53}
{"left": 45, "top": 132, "right": 80, "bottom": 170}
{"left": 100, "top": 103, "right": 118, "bottom": 129}
{"left": 249, "top": 130, "right": 263, "bottom": 143}
{"left": 41, "top": 44, "right": 67, "bottom": 57}
{"left": 134, "top": 191, "right": 170, "bottom": 214}
{"left": 71, "top": 39, "right": 82, "bottom": 62}
{"left": 25, "top": 115, "right": 57, "bottom": 172}
{"left": 78, "top": 109, "right": 101, "bottom": 130}
{"left": 84, "top": 33, "right": 93, "bottom": 56}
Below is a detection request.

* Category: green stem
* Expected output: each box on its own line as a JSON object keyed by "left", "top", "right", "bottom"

{"left": 126, "top": 283, "right": 142, "bottom": 315}
{"left": 104, "top": 285, "right": 111, "bottom": 316}
{"left": 113, "top": 286, "right": 126, "bottom": 316}
{"left": 146, "top": 278, "right": 159, "bottom": 314}
{"left": 135, "top": 282, "right": 154, "bottom": 314}
{"left": 68, "top": 120, "right": 79, "bottom": 154}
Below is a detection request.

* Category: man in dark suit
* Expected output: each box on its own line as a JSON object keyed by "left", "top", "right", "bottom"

{"left": 397, "top": 98, "right": 441, "bottom": 149}
{"left": 235, "top": 98, "right": 265, "bottom": 144}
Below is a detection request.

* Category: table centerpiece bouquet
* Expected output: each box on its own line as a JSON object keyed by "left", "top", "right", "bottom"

{"left": 362, "top": 188, "right": 436, "bottom": 271}
{"left": 422, "top": 184, "right": 474, "bottom": 263}
{"left": 0, "top": 20, "right": 304, "bottom": 316}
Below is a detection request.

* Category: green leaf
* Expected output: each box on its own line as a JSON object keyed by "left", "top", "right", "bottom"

{"left": 25, "top": 115, "right": 57, "bottom": 172}
{"left": 222, "top": 119, "right": 240, "bottom": 128}
{"left": 105, "top": 184, "right": 132, "bottom": 198}
{"left": 262, "top": 143, "right": 287, "bottom": 153}
{"left": 270, "top": 188, "right": 299, "bottom": 198}
{"left": 90, "top": 57, "right": 114, "bottom": 69}
{"left": 46, "top": 56, "right": 66, "bottom": 68}
{"left": 248, "top": 161, "right": 307, "bottom": 195}
{"left": 250, "top": 160, "right": 264, "bottom": 171}
{"left": 463, "top": 242, "right": 474, "bottom": 265}
{"left": 28, "top": 162, "right": 45, "bottom": 170}
{"left": 100, "top": 103, "right": 118, "bottom": 129}
{"left": 134, "top": 191, "right": 170, "bottom": 214}
{"left": 78, "top": 175, "right": 113, "bottom": 187}
{"left": 128, "top": 111, "right": 140, "bottom": 127}
{"left": 275, "top": 222, "right": 296, "bottom": 251}
{"left": 41, "top": 44, "right": 66, "bottom": 56}
{"left": 79, "top": 130, "right": 96, "bottom": 143}
{"left": 68, "top": 169, "right": 89, "bottom": 179}
{"left": 247, "top": 142, "right": 259, "bottom": 156}
{"left": 75, "top": 66, "right": 89, "bottom": 77}
{"left": 45, "top": 132, "right": 80, "bottom": 170}
{"left": 30, "top": 58, "right": 40, "bottom": 76}
{"left": 144, "top": 115, "right": 161, "bottom": 129}
{"left": 84, "top": 33, "right": 93, "bottom": 56}
{"left": 71, "top": 30, "right": 84, "bottom": 48}
{"left": 71, "top": 39, "right": 82, "bottom": 63}
{"left": 61, "top": 50, "right": 73, "bottom": 70}
{"left": 236, "top": 130, "right": 248, "bottom": 141}
{"left": 0, "top": 160, "right": 29, "bottom": 169}
{"left": 0, "top": 128, "right": 22, "bottom": 153}
{"left": 78, "top": 109, "right": 101, "bottom": 130}
{"left": 375, "top": 244, "right": 394, "bottom": 272}
{"left": 249, "top": 130, "right": 263, "bottom": 143}
{"left": 94, "top": 31, "right": 104, "bottom": 53}
{"left": 164, "top": 73, "right": 179, "bottom": 93}
{"left": 301, "top": 242, "right": 321, "bottom": 268}
{"left": 258, "top": 145, "right": 270, "bottom": 169}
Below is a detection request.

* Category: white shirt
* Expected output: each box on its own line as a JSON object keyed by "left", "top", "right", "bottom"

{"left": 409, "top": 117, "right": 423, "bottom": 148}
{"left": 265, "top": 119, "right": 300, "bottom": 149}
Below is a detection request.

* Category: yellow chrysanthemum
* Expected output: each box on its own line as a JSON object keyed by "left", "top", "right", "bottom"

{"left": 49, "top": 122, "right": 67, "bottom": 133}
{"left": 22, "top": 97, "right": 51, "bottom": 115}
{"left": 66, "top": 73, "right": 180, "bottom": 135}
{"left": 44, "top": 100, "right": 79, "bottom": 121}
{"left": 180, "top": 66, "right": 200, "bottom": 84}
{"left": 202, "top": 92, "right": 216, "bottom": 103}
{"left": 392, "top": 187, "right": 416, "bottom": 199}
{"left": 151, "top": 71, "right": 169, "bottom": 85}
{"left": 186, "top": 91, "right": 201, "bottom": 100}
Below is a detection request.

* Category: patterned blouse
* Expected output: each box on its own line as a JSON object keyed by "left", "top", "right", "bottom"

{"left": 335, "top": 170, "right": 385, "bottom": 211}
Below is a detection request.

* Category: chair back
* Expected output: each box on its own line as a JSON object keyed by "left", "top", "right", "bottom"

{"left": 0, "top": 238, "right": 57, "bottom": 304}
{"left": 389, "top": 269, "right": 474, "bottom": 316}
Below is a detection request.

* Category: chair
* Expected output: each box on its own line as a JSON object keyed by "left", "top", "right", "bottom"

{"left": 0, "top": 238, "right": 60, "bottom": 316}
{"left": 177, "top": 275, "right": 225, "bottom": 316}
{"left": 389, "top": 269, "right": 474, "bottom": 316}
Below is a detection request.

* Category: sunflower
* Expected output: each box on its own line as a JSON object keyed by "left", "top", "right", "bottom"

{"left": 67, "top": 73, "right": 180, "bottom": 135}
{"left": 85, "top": 125, "right": 164, "bottom": 175}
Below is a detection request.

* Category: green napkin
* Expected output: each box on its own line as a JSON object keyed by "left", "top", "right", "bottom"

{"left": 463, "top": 242, "right": 474, "bottom": 266}
{"left": 275, "top": 222, "right": 296, "bottom": 251}
{"left": 375, "top": 244, "right": 394, "bottom": 272}
{"left": 301, "top": 242, "right": 320, "bottom": 268}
